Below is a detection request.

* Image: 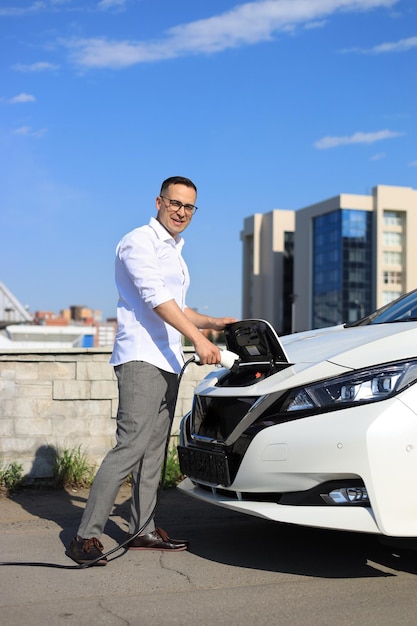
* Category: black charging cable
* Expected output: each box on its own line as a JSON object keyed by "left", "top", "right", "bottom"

{"left": 0, "top": 356, "right": 197, "bottom": 569}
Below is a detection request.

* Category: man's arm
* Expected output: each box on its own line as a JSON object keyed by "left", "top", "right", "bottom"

{"left": 184, "top": 307, "right": 237, "bottom": 331}
{"left": 154, "top": 300, "right": 224, "bottom": 365}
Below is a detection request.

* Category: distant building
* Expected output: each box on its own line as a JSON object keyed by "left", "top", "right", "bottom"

{"left": 241, "top": 185, "right": 417, "bottom": 333}
{"left": 2, "top": 324, "right": 97, "bottom": 348}
{"left": 241, "top": 209, "right": 295, "bottom": 334}
{"left": 0, "top": 284, "right": 116, "bottom": 349}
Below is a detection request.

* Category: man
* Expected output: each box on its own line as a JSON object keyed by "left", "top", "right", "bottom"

{"left": 68, "top": 176, "right": 236, "bottom": 565}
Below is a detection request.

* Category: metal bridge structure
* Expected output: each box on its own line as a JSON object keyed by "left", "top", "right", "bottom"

{"left": 0, "top": 281, "right": 33, "bottom": 330}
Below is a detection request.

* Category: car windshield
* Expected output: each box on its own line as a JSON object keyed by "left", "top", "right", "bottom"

{"left": 346, "top": 289, "right": 417, "bottom": 327}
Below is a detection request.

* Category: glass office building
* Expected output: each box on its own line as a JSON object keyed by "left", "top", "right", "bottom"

{"left": 313, "top": 209, "right": 373, "bottom": 328}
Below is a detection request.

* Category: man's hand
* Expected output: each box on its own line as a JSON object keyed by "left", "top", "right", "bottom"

{"left": 193, "top": 335, "right": 221, "bottom": 365}
{"left": 210, "top": 317, "right": 238, "bottom": 331}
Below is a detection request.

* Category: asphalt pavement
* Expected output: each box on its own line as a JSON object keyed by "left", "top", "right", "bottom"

{"left": 1, "top": 484, "right": 417, "bottom": 625}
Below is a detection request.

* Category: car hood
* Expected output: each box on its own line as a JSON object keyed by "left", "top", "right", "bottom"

{"left": 215, "top": 319, "right": 417, "bottom": 395}
{"left": 280, "top": 321, "right": 417, "bottom": 369}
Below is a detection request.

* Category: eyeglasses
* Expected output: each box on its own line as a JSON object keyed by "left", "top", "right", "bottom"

{"left": 160, "top": 195, "right": 198, "bottom": 215}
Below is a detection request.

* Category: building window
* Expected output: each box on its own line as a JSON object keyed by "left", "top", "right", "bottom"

{"left": 382, "top": 291, "right": 400, "bottom": 306}
{"left": 383, "top": 251, "right": 403, "bottom": 265}
{"left": 383, "top": 231, "right": 402, "bottom": 247}
{"left": 383, "top": 271, "right": 402, "bottom": 285}
{"left": 383, "top": 210, "right": 404, "bottom": 227}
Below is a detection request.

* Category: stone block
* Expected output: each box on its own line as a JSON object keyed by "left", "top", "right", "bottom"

{"left": 51, "top": 416, "right": 91, "bottom": 439}
{"left": 46, "top": 399, "right": 112, "bottom": 421}
{"left": 1, "top": 436, "right": 40, "bottom": 454}
{"left": 17, "top": 382, "right": 52, "bottom": 398}
{"left": 90, "top": 380, "right": 118, "bottom": 400}
{"left": 38, "top": 361, "right": 76, "bottom": 381}
{"left": 0, "top": 419, "right": 15, "bottom": 437}
{"left": 92, "top": 352, "right": 113, "bottom": 363}
{"left": 15, "top": 417, "right": 52, "bottom": 437}
{"left": 0, "top": 365, "right": 16, "bottom": 380}
{"left": 53, "top": 380, "right": 91, "bottom": 400}
{"left": 12, "top": 362, "right": 39, "bottom": 381}
{"left": 0, "top": 397, "right": 53, "bottom": 419}
{"left": 77, "top": 361, "right": 115, "bottom": 381}
{"left": 0, "top": 379, "right": 17, "bottom": 398}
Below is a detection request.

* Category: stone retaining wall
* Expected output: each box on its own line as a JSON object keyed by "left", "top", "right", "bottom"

{"left": 0, "top": 347, "right": 212, "bottom": 479}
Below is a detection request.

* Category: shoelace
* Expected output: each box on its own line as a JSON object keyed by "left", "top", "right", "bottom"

{"left": 82, "top": 537, "right": 104, "bottom": 553}
{"left": 155, "top": 528, "right": 169, "bottom": 541}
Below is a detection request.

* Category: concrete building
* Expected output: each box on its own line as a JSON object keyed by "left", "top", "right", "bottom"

{"left": 241, "top": 185, "right": 417, "bottom": 333}
{"left": 241, "top": 209, "right": 295, "bottom": 334}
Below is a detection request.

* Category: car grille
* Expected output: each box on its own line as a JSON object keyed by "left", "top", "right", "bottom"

{"left": 191, "top": 394, "right": 259, "bottom": 442}
{"left": 178, "top": 446, "right": 231, "bottom": 487}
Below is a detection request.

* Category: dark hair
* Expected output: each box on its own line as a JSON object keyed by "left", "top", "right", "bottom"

{"left": 160, "top": 176, "right": 197, "bottom": 196}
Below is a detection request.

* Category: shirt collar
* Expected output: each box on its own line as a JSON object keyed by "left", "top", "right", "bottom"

{"left": 149, "top": 216, "right": 184, "bottom": 248}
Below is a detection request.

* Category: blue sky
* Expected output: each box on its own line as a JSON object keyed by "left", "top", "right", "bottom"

{"left": 1, "top": 0, "right": 416, "bottom": 322}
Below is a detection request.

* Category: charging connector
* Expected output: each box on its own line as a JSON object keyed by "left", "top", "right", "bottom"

{"left": 193, "top": 349, "right": 239, "bottom": 370}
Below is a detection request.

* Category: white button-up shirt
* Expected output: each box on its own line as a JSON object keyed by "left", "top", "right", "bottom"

{"left": 110, "top": 217, "right": 190, "bottom": 373}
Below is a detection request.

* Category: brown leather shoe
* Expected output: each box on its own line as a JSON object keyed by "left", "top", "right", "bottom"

{"left": 126, "top": 527, "right": 188, "bottom": 551}
{"left": 67, "top": 536, "right": 108, "bottom": 566}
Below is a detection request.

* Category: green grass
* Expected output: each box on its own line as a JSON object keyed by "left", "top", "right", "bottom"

{"left": 161, "top": 438, "right": 183, "bottom": 488}
{"left": 1, "top": 438, "right": 182, "bottom": 494}
{"left": 53, "top": 445, "right": 95, "bottom": 488}
{"left": 0, "top": 458, "right": 24, "bottom": 492}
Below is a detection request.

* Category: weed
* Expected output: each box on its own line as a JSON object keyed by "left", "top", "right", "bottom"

{"left": 53, "top": 445, "right": 95, "bottom": 488}
{"left": 0, "top": 458, "right": 24, "bottom": 492}
{"left": 161, "top": 439, "right": 183, "bottom": 488}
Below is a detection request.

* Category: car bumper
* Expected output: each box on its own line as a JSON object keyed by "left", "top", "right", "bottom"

{"left": 177, "top": 477, "right": 379, "bottom": 533}
{"left": 178, "top": 390, "right": 417, "bottom": 537}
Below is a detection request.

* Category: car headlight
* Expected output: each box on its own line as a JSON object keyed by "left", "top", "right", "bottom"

{"left": 280, "top": 360, "right": 417, "bottom": 413}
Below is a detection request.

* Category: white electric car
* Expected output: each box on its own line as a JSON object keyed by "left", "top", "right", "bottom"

{"left": 178, "top": 289, "right": 417, "bottom": 544}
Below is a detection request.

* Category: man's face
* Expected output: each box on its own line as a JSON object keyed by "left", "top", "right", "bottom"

{"left": 156, "top": 184, "right": 197, "bottom": 238}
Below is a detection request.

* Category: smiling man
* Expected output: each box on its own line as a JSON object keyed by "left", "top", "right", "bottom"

{"left": 67, "top": 176, "right": 236, "bottom": 566}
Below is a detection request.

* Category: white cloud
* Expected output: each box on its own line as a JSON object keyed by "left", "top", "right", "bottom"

{"left": 409, "top": 160, "right": 417, "bottom": 168}
{"left": 0, "top": 1, "right": 46, "bottom": 17}
{"left": 13, "top": 126, "right": 47, "bottom": 138}
{"left": 304, "top": 20, "right": 328, "bottom": 30}
{"left": 13, "top": 126, "right": 32, "bottom": 136}
{"left": 64, "top": 0, "right": 399, "bottom": 68}
{"left": 314, "top": 129, "right": 405, "bottom": 149}
{"left": 370, "top": 152, "right": 386, "bottom": 161}
{"left": 9, "top": 93, "right": 36, "bottom": 104}
{"left": 97, "top": 0, "right": 126, "bottom": 10}
{"left": 370, "top": 36, "right": 417, "bottom": 53}
{"left": 341, "top": 35, "right": 417, "bottom": 54}
{"left": 12, "top": 61, "right": 59, "bottom": 72}
{"left": 0, "top": 0, "right": 122, "bottom": 16}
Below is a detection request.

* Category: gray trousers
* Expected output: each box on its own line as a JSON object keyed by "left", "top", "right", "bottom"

{"left": 78, "top": 360, "right": 178, "bottom": 539}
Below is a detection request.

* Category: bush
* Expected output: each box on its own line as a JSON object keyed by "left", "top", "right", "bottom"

{"left": 53, "top": 445, "right": 95, "bottom": 488}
